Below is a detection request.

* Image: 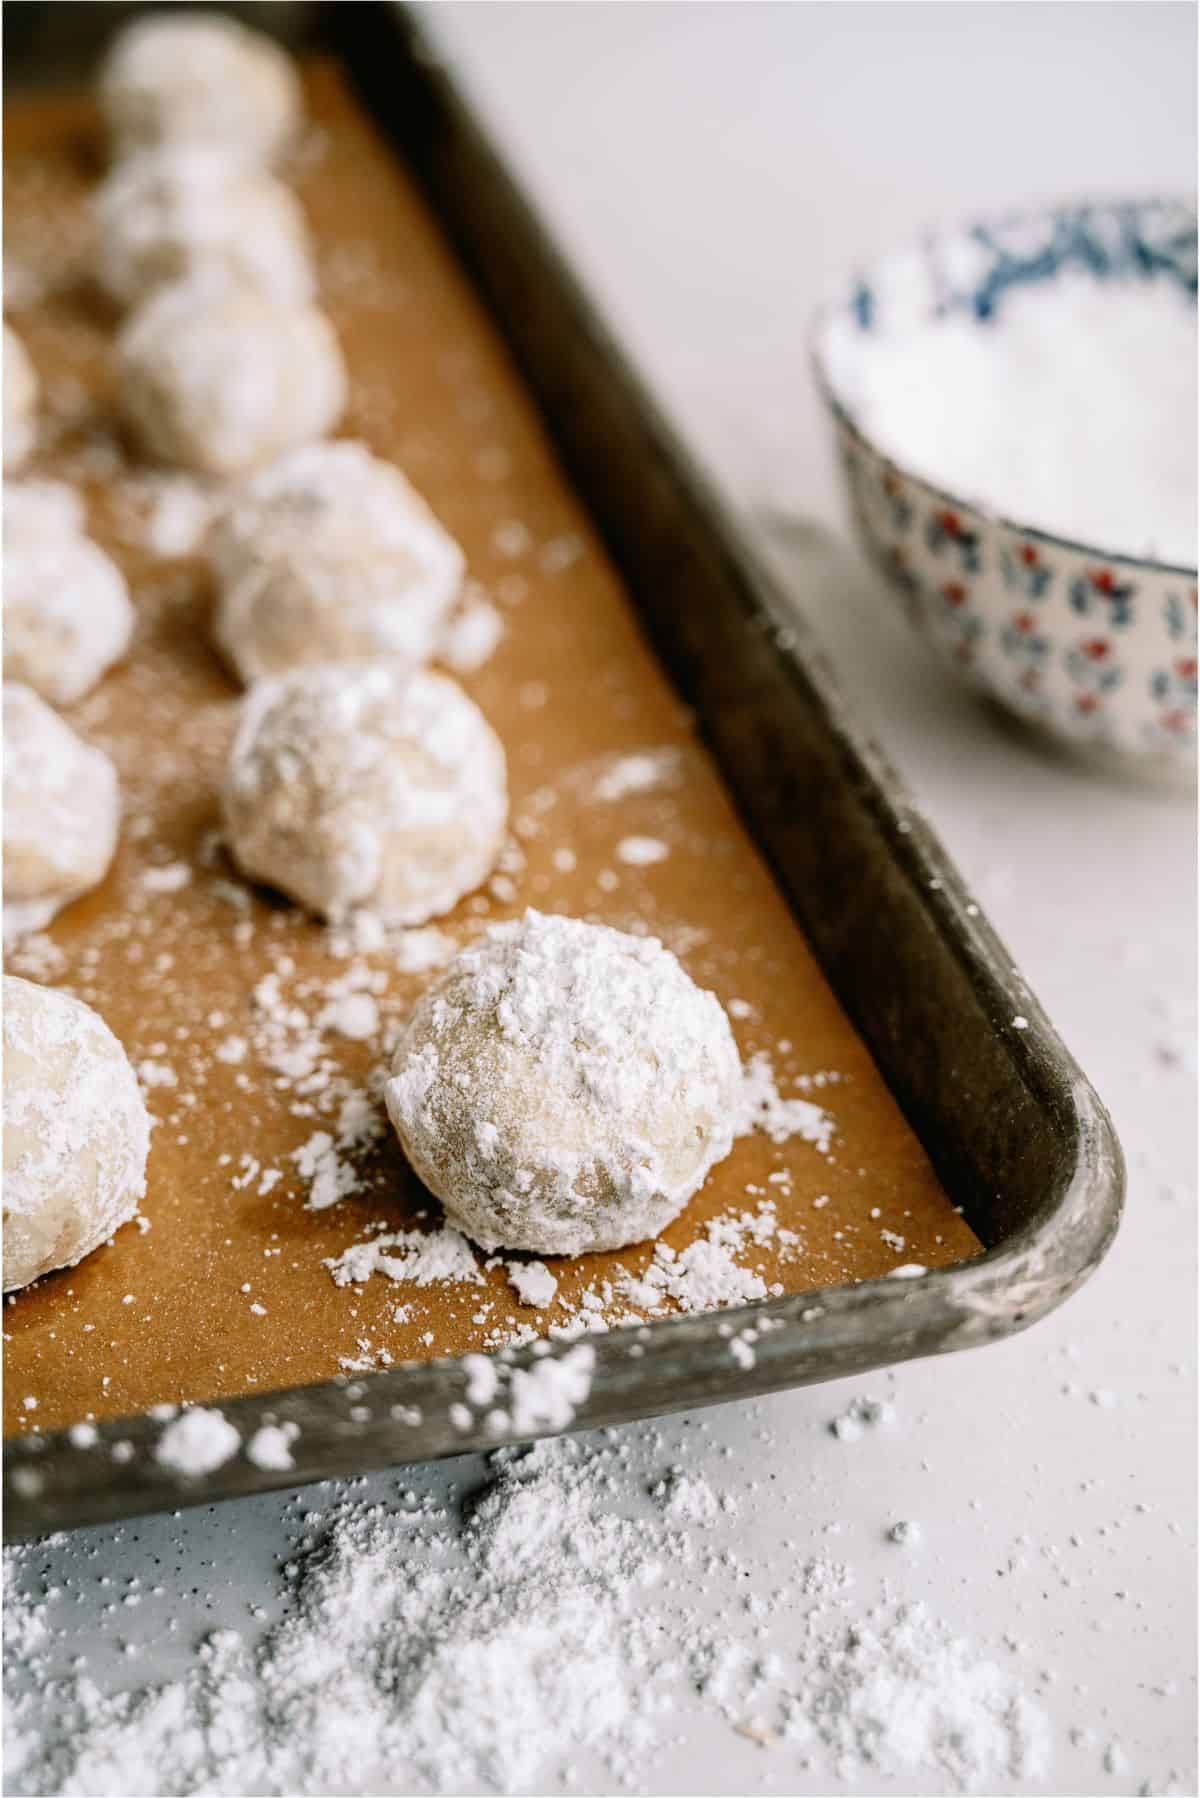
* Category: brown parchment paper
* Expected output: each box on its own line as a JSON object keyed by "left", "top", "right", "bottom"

{"left": 2, "top": 61, "right": 980, "bottom": 1439}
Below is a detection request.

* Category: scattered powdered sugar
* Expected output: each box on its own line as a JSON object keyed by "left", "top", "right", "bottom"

{"left": 738, "top": 1051, "right": 834, "bottom": 1153}
{"left": 622, "top": 1235, "right": 771, "bottom": 1314}
{"left": 438, "top": 590, "right": 505, "bottom": 673}
{"left": 615, "top": 834, "right": 670, "bottom": 866}
{"left": 829, "top": 1394, "right": 896, "bottom": 1441}
{"left": 776, "top": 1598, "right": 1052, "bottom": 1785}
{"left": 246, "top": 1423, "right": 300, "bottom": 1472}
{"left": 140, "top": 860, "right": 191, "bottom": 894}
{"left": 651, "top": 1466, "right": 724, "bottom": 1526}
{"left": 315, "top": 990, "right": 378, "bottom": 1041}
{"left": 292, "top": 1130, "right": 364, "bottom": 1213}
{"left": 5, "top": 1433, "right": 1052, "bottom": 1796}
{"left": 589, "top": 747, "right": 682, "bottom": 803}
{"left": 504, "top": 1343, "right": 595, "bottom": 1435}
{"left": 390, "top": 926, "right": 458, "bottom": 974}
{"left": 327, "top": 1222, "right": 484, "bottom": 1289}
{"left": 154, "top": 1406, "right": 240, "bottom": 1476}
{"left": 505, "top": 1259, "right": 559, "bottom": 1309}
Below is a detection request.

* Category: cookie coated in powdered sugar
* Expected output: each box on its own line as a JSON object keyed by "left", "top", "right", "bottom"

{"left": 222, "top": 661, "right": 507, "bottom": 927}
{"left": 210, "top": 444, "right": 466, "bottom": 684}
{"left": 2, "top": 479, "right": 85, "bottom": 542}
{"left": 3, "top": 975, "right": 149, "bottom": 1292}
{"left": 2, "top": 324, "right": 37, "bottom": 472}
{"left": 209, "top": 440, "right": 460, "bottom": 571}
{"left": 98, "top": 10, "right": 302, "bottom": 169}
{"left": 2, "top": 684, "right": 120, "bottom": 941}
{"left": 3, "top": 483, "right": 134, "bottom": 706}
{"left": 386, "top": 910, "right": 743, "bottom": 1255}
{"left": 117, "top": 273, "right": 346, "bottom": 477}
{"left": 93, "top": 146, "right": 314, "bottom": 311}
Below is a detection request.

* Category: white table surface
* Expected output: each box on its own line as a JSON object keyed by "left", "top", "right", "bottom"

{"left": 8, "top": 5, "right": 1196, "bottom": 1794}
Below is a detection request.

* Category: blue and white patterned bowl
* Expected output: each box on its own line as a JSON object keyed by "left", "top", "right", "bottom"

{"left": 813, "top": 199, "right": 1197, "bottom": 779}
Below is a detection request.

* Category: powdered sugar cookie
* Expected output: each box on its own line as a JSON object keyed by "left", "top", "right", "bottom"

{"left": 2, "top": 478, "right": 85, "bottom": 542}
{"left": 3, "top": 683, "right": 120, "bottom": 939}
{"left": 208, "top": 439, "right": 463, "bottom": 579}
{"left": 3, "top": 975, "right": 150, "bottom": 1291}
{"left": 98, "top": 11, "right": 302, "bottom": 168}
{"left": 222, "top": 662, "right": 507, "bottom": 925}
{"left": 386, "top": 910, "right": 742, "bottom": 1255}
{"left": 94, "top": 147, "right": 314, "bottom": 310}
{"left": 4, "top": 483, "right": 134, "bottom": 705}
{"left": 211, "top": 441, "right": 464, "bottom": 682}
{"left": 4, "top": 324, "right": 37, "bottom": 472}
{"left": 117, "top": 275, "right": 345, "bottom": 476}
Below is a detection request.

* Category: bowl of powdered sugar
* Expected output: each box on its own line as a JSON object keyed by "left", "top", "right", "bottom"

{"left": 814, "top": 198, "right": 1196, "bottom": 775}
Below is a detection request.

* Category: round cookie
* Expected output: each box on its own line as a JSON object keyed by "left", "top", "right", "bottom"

{"left": 222, "top": 662, "right": 507, "bottom": 926}
{"left": 211, "top": 442, "right": 465, "bottom": 683}
{"left": 4, "top": 483, "right": 134, "bottom": 705}
{"left": 98, "top": 10, "right": 302, "bottom": 168}
{"left": 386, "top": 910, "right": 743, "bottom": 1256}
{"left": 117, "top": 275, "right": 346, "bottom": 477}
{"left": 3, "top": 478, "right": 84, "bottom": 542}
{"left": 3, "top": 683, "right": 121, "bottom": 939}
{"left": 94, "top": 147, "right": 314, "bottom": 310}
{"left": 4, "top": 324, "right": 37, "bottom": 472}
{"left": 4, "top": 975, "right": 150, "bottom": 1292}
{"left": 208, "top": 439, "right": 463, "bottom": 578}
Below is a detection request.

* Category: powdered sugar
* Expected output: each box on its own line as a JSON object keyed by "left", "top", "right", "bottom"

{"left": 826, "top": 270, "right": 1197, "bottom": 564}
{"left": 5, "top": 1431, "right": 1052, "bottom": 1796}
{"left": 327, "top": 1222, "right": 484, "bottom": 1289}
{"left": 739, "top": 1051, "right": 834, "bottom": 1153}
{"left": 439, "top": 591, "right": 505, "bottom": 673}
{"left": 504, "top": 1343, "right": 595, "bottom": 1434}
{"left": 615, "top": 834, "right": 670, "bottom": 866}
{"left": 246, "top": 1423, "right": 299, "bottom": 1471}
{"left": 829, "top": 1394, "right": 896, "bottom": 1441}
{"left": 506, "top": 1259, "right": 559, "bottom": 1309}
{"left": 293, "top": 1130, "right": 364, "bottom": 1213}
{"left": 154, "top": 1406, "right": 241, "bottom": 1476}
{"left": 623, "top": 1234, "right": 770, "bottom": 1313}
{"left": 589, "top": 747, "right": 682, "bottom": 803}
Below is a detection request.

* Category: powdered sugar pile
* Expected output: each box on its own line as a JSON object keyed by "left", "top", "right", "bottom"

{"left": 154, "top": 1406, "right": 240, "bottom": 1476}
{"left": 327, "top": 1221, "right": 483, "bottom": 1289}
{"left": 738, "top": 1052, "right": 835, "bottom": 1153}
{"left": 5, "top": 1432, "right": 1051, "bottom": 1796}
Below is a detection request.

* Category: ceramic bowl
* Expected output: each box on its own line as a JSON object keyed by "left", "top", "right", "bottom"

{"left": 813, "top": 199, "right": 1197, "bottom": 779}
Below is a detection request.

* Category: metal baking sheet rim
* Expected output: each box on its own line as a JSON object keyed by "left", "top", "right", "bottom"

{"left": 1, "top": 1, "right": 1124, "bottom": 1540}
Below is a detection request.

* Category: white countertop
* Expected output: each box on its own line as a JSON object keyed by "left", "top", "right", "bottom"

{"left": 8, "top": 6, "right": 1195, "bottom": 1794}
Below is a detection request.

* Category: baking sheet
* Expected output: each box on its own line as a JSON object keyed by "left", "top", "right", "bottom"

{"left": 2, "top": 60, "right": 980, "bottom": 1443}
